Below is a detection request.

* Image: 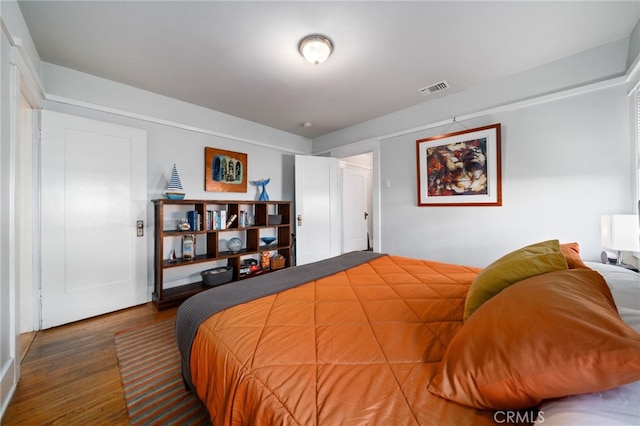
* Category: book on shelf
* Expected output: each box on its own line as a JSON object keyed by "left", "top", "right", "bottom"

{"left": 206, "top": 210, "right": 214, "bottom": 230}
{"left": 220, "top": 210, "right": 227, "bottom": 230}
{"left": 187, "top": 210, "right": 198, "bottom": 231}
{"left": 212, "top": 210, "right": 220, "bottom": 230}
{"left": 226, "top": 214, "right": 237, "bottom": 228}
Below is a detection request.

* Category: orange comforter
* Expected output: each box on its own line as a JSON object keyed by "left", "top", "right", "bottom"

{"left": 190, "top": 255, "right": 495, "bottom": 425}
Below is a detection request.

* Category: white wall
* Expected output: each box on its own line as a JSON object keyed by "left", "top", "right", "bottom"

{"left": 40, "top": 64, "right": 312, "bottom": 204}
{"left": 40, "top": 64, "right": 312, "bottom": 293}
{"left": 314, "top": 38, "right": 638, "bottom": 267}
{"left": 0, "top": 11, "right": 15, "bottom": 419}
{"left": 42, "top": 64, "right": 311, "bottom": 156}
{"left": 0, "top": 1, "right": 19, "bottom": 418}
{"left": 5, "top": 0, "right": 640, "bottom": 307}
{"left": 0, "top": 0, "right": 41, "bottom": 74}
{"left": 313, "top": 38, "right": 630, "bottom": 153}
{"left": 379, "top": 86, "right": 632, "bottom": 267}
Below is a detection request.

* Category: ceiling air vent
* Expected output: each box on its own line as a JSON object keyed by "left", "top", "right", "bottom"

{"left": 418, "top": 80, "right": 449, "bottom": 96}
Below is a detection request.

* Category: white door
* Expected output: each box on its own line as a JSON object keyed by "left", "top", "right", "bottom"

{"left": 41, "top": 111, "right": 147, "bottom": 328}
{"left": 294, "top": 155, "right": 341, "bottom": 266}
{"left": 342, "top": 164, "right": 369, "bottom": 252}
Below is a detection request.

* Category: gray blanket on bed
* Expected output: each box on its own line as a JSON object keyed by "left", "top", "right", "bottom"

{"left": 175, "top": 250, "right": 385, "bottom": 391}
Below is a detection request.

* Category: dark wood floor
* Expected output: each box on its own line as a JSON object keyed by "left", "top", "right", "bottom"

{"left": 2, "top": 303, "right": 177, "bottom": 425}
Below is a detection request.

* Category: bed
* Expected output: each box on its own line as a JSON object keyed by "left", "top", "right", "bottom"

{"left": 175, "top": 241, "right": 640, "bottom": 425}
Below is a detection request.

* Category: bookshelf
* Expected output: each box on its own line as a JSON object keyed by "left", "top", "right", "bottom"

{"left": 152, "top": 199, "right": 292, "bottom": 310}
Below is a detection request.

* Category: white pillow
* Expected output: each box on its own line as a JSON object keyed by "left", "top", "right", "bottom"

{"left": 586, "top": 262, "right": 640, "bottom": 312}
{"left": 540, "top": 381, "right": 640, "bottom": 426}
{"left": 540, "top": 263, "right": 640, "bottom": 425}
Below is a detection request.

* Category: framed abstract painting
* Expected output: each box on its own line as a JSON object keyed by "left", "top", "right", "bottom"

{"left": 205, "top": 147, "right": 248, "bottom": 193}
{"left": 416, "top": 123, "right": 501, "bottom": 206}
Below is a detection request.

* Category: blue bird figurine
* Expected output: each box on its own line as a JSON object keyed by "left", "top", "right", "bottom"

{"left": 250, "top": 178, "right": 270, "bottom": 201}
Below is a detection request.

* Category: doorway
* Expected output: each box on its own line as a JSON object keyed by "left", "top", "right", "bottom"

{"left": 292, "top": 143, "right": 380, "bottom": 265}
{"left": 330, "top": 139, "right": 380, "bottom": 254}
{"left": 1, "top": 44, "right": 42, "bottom": 417}
{"left": 340, "top": 153, "right": 373, "bottom": 252}
{"left": 17, "top": 95, "right": 37, "bottom": 333}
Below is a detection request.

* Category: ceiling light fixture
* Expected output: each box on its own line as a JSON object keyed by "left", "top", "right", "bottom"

{"left": 299, "top": 34, "right": 333, "bottom": 65}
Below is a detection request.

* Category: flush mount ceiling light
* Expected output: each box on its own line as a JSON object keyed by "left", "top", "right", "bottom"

{"left": 299, "top": 34, "right": 333, "bottom": 65}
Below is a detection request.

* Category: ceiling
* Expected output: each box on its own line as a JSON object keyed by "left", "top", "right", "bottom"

{"left": 18, "top": 1, "right": 640, "bottom": 139}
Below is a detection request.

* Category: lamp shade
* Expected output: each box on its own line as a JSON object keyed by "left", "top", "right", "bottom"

{"left": 601, "top": 214, "right": 640, "bottom": 252}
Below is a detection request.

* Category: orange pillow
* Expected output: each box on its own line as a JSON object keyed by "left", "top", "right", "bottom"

{"left": 428, "top": 269, "right": 640, "bottom": 409}
{"left": 560, "top": 242, "right": 590, "bottom": 269}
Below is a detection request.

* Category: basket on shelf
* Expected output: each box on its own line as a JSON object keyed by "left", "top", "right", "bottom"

{"left": 270, "top": 254, "right": 285, "bottom": 270}
{"left": 201, "top": 266, "right": 233, "bottom": 287}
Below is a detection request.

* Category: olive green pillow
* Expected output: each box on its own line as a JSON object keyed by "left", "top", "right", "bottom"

{"left": 464, "top": 240, "right": 568, "bottom": 321}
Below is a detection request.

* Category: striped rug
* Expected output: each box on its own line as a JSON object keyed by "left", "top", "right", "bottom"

{"left": 114, "top": 319, "right": 210, "bottom": 425}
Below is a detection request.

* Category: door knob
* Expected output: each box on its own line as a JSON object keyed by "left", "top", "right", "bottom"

{"left": 297, "top": 215, "right": 302, "bottom": 226}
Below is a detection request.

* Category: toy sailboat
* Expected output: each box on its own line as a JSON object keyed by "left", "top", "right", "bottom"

{"left": 166, "top": 163, "right": 186, "bottom": 200}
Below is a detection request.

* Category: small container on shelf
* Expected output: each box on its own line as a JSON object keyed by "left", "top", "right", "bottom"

{"left": 261, "top": 252, "right": 271, "bottom": 270}
{"left": 270, "top": 254, "right": 285, "bottom": 270}
{"left": 182, "top": 234, "right": 195, "bottom": 260}
{"left": 240, "top": 258, "right": 259, "bottom": 276}
{"left": 268, "top": 214, "right": 282, "bottom": 225}
{"left": 260, "top": 236, "right": 276, "bottom": 247}
{"left": 177, "top": 218, "right": 190, "bottom": 231}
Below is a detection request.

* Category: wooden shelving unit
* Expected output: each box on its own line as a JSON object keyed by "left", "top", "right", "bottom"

{"left": 152, "top": 199, "right": 292, "bottom": 310}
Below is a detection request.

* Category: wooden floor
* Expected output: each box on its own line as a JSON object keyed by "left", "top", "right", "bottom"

{"left": 2, "top": 303, "right": 177, "bottom": 425}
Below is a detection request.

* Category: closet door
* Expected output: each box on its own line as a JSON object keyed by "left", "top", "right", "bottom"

{"left": 41, "top": 110, "right": 147, "bottom": 328}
